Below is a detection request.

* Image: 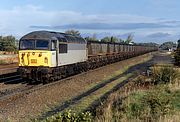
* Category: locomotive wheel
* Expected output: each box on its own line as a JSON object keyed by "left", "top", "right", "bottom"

{"left": 42, "top": 77, "right": 50, "bottom": 84}
{"left": 42, "top": 79, "right": 48, "bottom": 84}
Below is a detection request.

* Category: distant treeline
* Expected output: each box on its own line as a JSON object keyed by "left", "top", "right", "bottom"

{"left": 0, "top": 35, "right": 18, "bottom": 52}
{"left": 65, "top": 30, "right": 160, "bottom": 47}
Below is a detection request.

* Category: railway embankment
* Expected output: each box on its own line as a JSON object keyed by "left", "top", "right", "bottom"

{"left": 93, "top": 57, "right": 180, "bottom": 122}
{"left": 0, "top": 52, "right": 153, "bottom": 122}
{"left": 0, "top": 54, "right": 18, "bottom": 65}
{"left": 1, "top": 51, "right": 178, "bottom": 122}
{"left": 39, "top": 51, "right": 180, "bottom": 122}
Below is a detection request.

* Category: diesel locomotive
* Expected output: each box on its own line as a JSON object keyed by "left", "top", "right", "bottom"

{"left": 18, "top": 31, "right": 157, "bottom": 83}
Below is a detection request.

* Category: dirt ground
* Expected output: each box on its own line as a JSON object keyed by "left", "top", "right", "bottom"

{"left": 0, "top": 51, "right": 174, "bottom": 122}
{"left": 0, "top": 54, "right": 18, "bottom": 64}
{"left": 0, "top": 64, "right": 18, "bottom": 69}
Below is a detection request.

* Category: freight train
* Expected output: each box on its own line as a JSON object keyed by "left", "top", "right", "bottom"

{"left": 18, "top": 31, "right": 157, "bottom": 83}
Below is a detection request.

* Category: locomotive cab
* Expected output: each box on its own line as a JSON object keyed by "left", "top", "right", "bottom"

{"left": 18, "top": 31, "right": 87, "bottom": 83}
{"left": 19, "top": 39, "right": 58, "bottom": 67}
{"left": 18, "top": 32, "right": 60, "bottom": 83}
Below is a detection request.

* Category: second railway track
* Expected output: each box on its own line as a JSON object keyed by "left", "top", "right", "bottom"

{"left": 0, "top": 69, "right": 90, "bottom": 102}
{"left": 0, "top": 53, "right": 155, "bottom": 103}
{"left": 0, "top": 62, "right": 127, "bottom": 102}
{"left": 0, "top": 72, "right": 21, "bottom": 84}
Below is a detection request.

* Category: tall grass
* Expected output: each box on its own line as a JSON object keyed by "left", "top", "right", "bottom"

{"left": 0, "top": 60, "right": 6, "bottom": 64}
{"left": 174, "top": 49, "right": 180, "bottom": 66}
{"left": 152, "top": 65, "right": 180, "bottom": 84}
{"left": 94, "top": 66, "right": 180, "bottom": 122}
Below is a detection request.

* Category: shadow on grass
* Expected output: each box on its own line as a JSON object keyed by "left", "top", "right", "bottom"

{"left": 38, "top": 56, "right": 155, "bottom": 120}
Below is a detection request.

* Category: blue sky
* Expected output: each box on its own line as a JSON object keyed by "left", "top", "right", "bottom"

{"left": 0, "top": 0, "right": 180, "bottom": 43}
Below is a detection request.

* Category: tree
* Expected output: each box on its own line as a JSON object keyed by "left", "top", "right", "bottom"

{"left": 84, "top": 33, "right": 99, "bottom": 42}
{"left": 119, "top": 38, "right": 125, "bottom": 43}
{"left": 0, "top": 35, "right": 17, "bottom": 51}
{"left": 137, "top": 42, "right": 159, "bottom": 47}
{"left": 101, "top": 36, "right": 119, "bottom": 43}
{"left": 125, "top": 34, "right": 133, "bottom": 44}
{"left": 84, "top": 36, "right": 98, "bottom": 42}
{"left": 177, "top": 39, "right": 180, "bottom": 49}
{"left": 92, "top": 33, "right": 97, "bottom": 41}
{"left": 160, "top": 41, "right": 175, "bottom": 50}
{"left": 65, "top": 29, "right": 81, "bottom": 36}
{"left": 101, "top": 37, "right": 111, "bottom": 42}
{"left": 175, "top": 40, "right": 180, "bottom": 66}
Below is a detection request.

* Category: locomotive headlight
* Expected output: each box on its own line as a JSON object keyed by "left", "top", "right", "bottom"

{"left": 44, "top": 57, "right": 48, "bottom": 64}
{"left": 39, "top": 52, "right": 42, "bottom": 57}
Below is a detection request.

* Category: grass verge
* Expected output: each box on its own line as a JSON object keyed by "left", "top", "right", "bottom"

{"left": 94, "top": 64, "right": 180, "bottom": 122}
{"left": 37, "top": 53, "right": 154, "bottom": 121}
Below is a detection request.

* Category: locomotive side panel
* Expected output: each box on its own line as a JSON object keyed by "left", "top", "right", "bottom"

{"left": 58, "top": 43, "right": 87, "bottom": 66}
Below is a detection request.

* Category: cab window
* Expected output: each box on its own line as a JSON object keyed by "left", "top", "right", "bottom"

{"left": 51, "top": 40, "right": 57, "bottom": 51}
{"left": 20, "top": 39, "right": 50, "bottom": 50}
{"left": 20, "top": 40, "right": 35, "bottom": 50}
{"left": 36, "top": 40, "right": 49, "bottom": 50}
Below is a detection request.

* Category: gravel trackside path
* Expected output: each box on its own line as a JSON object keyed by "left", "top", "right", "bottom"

{"left": 0, "top": 52, "right": 160, "bottom": 122}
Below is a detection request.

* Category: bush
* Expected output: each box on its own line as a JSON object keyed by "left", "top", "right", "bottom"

{"left": 0, "top": 35, "right": 17, "bottom": 52}
{"left": 142, "top": 86, "right": 173, "bottom": 117}
{"left": 152, "top": 66, "right": 179, "bottom": 84}
{"left": 174, "top": 50, "right": 180, "bottom": 66}
{"left": 40, "top": 110, "right": 92, "bottom": 122}
{"left": 0, "top": 60, "right": 6, "bottom": 64}
{"left": 117, "top": 85, "right": 174, "bottom": 121}
{"left": 175, "top": 39, "right": 180, "bottom": 66}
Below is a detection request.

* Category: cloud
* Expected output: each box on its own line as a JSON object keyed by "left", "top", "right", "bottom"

{"left": 0, "top": 4, "right": 180, "bottom": 42}
{"left": 146, "top": 32, "right": 171, "bottom": 38}
{"left": 30, "top": 22, "right": 172, "bottom": 30}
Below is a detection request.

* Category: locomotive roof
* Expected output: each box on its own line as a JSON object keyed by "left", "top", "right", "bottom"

{"left": 20, "top": 31, "right": 86, "bottom": 43}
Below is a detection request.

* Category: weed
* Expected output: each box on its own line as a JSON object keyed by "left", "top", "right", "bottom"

{"left": 0, "top": 60, "right": 6, "bottom": 64}
{"left": 152, "top": 66, "right": 179, "bottom": 84}
{"left": 38, "top": 110, "right": 92, "bottom": 122}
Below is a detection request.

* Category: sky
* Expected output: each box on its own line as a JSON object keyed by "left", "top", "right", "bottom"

{"left": 0, "top": 0, "right": 180, "bottom": 43}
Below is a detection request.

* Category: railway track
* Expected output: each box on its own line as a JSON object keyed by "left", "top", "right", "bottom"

{"left": 0, "top": 53, "right": 153, "bottom": 103}
{"left": 0, "top": 62, "right": 123, "bottom": 102}
{"left": 0, "top": 71, "right": 21, "bottom": 83}
{"left": 0, "top": 53, "right": 155, "bottom": 103}
{"left": 0, "top": 68, "right": 88, "bottom": 102}
{"left": 0, "top": 84, "right": 35, "bottom": 100}
{"left": 0, "top": 67, "right": 18, "bottom": 75}
{"left": 0, "top": 53, "right": 160, "bottom": 121}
